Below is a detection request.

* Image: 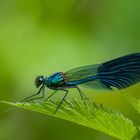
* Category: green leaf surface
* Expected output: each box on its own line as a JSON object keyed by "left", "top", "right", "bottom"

{"left": 122, "top": 93, "right": 140, "bottom": 115}
{"left": 1, "top": 100, "right": 137, "bottom": 140}
{"left": 112, "top": 87, "right": 140, "bottom": 115}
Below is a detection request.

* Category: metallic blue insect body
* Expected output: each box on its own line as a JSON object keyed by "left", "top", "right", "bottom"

{"left": 22, "top": 52, "right": 140, "bottom": 114}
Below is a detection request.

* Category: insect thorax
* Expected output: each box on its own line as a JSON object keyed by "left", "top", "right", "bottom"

{"left": 47, "top": 72, "right": 67, "bottom": 88}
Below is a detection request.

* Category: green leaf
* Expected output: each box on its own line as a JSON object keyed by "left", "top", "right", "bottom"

{"left": 1, "top": 100, "right": 137, "bottom": 140}
{"left": 122, "top": 93, "right": 140, "bottom": 115}
{"left": 112, "top": 87, "right": 140, "bottom": 114}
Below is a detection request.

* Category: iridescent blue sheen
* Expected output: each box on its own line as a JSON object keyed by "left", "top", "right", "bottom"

{"left": 22, "top": 52, "right": 140, "bottom": 114}
{"left": 35, "top": 52, "right": 140, "bottom": 91}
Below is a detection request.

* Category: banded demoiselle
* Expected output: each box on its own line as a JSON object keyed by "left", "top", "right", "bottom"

{"left": 22, "top": 52, "right": 140, "bottom": 114}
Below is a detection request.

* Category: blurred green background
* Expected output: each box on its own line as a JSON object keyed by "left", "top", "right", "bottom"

{"left": 0, "top": 0, "right": 140, "bottom": 140}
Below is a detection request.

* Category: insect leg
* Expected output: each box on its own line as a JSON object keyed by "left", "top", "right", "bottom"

{"left": 76, "top": 87, "right": 90, "bottom": 107}
{"left": 25, "top": 86, "right": 45, "bottom": 102}
{"left": 76, "top": 87, "right": 89, "bottom": 100}
{"left": 21, "top": 86, "right": 44, "bottom": 102}
{"left": 23, "top": 86, "right": 45, "bottom": 103}
{"left": 53, "top": 90, "right": 68, "bottom": 115}
{"left": 44, "top": 90, "right": 58, "bottom": 102}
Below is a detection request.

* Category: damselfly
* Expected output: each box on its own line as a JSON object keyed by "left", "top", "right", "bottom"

{"left": 22, "top": 52, "right": 140, "bottom": 114}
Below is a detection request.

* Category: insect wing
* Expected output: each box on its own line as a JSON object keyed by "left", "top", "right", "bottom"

{"left": 97, "top": 52, "right": 140, "bottom": 90}
{"left": 65, "top": 64, "right": 100, "bottom": 82}
{"left": 65, "top": 52, "right": 140, "bottom": 90}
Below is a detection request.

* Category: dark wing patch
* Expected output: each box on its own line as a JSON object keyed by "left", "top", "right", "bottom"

{"left": 97, "top": 52, "right": 140, "bottom": 90}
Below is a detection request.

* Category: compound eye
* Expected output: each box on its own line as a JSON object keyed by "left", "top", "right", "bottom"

{"left": 39, "top": 77, "right": 43, "bottom": 82}
{"left": 35, "top": 76, "right": 44, "bottom": 88}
